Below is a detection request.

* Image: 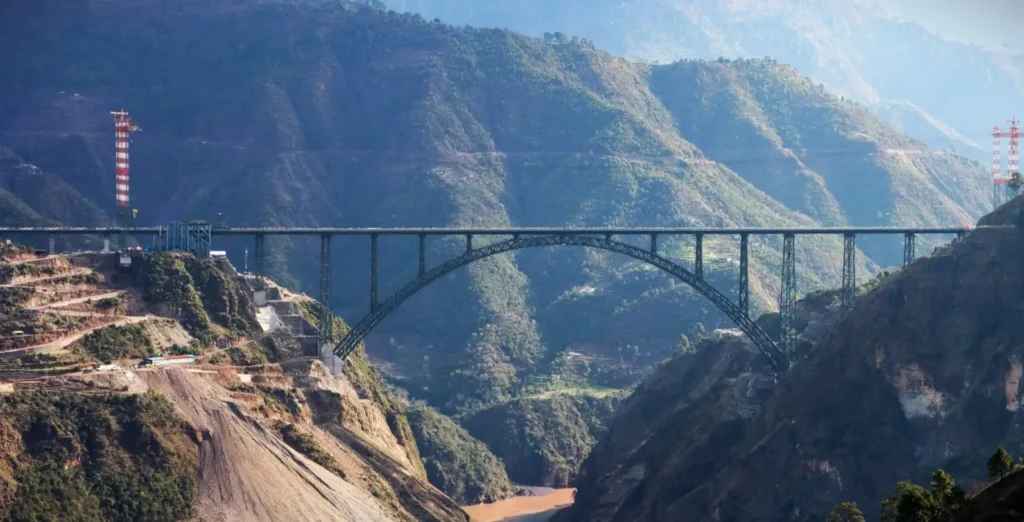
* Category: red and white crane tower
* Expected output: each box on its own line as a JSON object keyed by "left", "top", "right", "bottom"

{"left": 992, "top": 118, "right": 1020, "bottom": 208}
{"left": 110, "top": 110, "right": 141, "bottom": 239}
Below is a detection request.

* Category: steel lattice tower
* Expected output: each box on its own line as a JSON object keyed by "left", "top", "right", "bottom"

{"left": 111, "top": 110, "right": 140, "bottom": 247}
{"left": 780, "top": 234, "right": 796, "bottom": 355}
{"left": 319, "top": 234, "right": 333, "bottom": 353}
{"left": 841, "top": 234, "right": 856, "bottom": 308}
{"left": 992, "top": 118, "right": 1019, "bottom": 209}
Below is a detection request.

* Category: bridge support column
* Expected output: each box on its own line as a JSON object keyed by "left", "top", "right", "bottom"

{"left": 103, "top": 236, "right": 111, "bottom": 253}
{"left": 48, "top": 234, "right": 55, "bottom": 254}
{"left": 650, "top": 234, "right": 658, "bottom": 254}
{"left": 695, "top": 233, "right": 703, "bottom": 279}
{"left": 254, "top": 234, "right": 266, "bottom": 306}
{"left": 739, "top": 233, "right": 749, "bottom": 316}
{"left": 418, "top": 234, "right": 426, "bottom": 276}
{"left": 370, "top": 234, "right": 379, "bottom": 312}
{"left": 465, "top": 234, "right": 473, "bottom": 252}
{"left": 842, "top": 234, "right": 856, "bottom": 308}
{"left": 903, "top": 233, "right": 916, "bottom": 267}
{"left": 320, "top": 234, "right": 333, "bottom": 359}
{"left": 780, "top": 234, "right": 796, "bottom": 356}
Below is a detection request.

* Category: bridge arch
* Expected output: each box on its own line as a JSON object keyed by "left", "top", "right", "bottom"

{"left": 333, "top": 234, "right": 788, "bottom": 371}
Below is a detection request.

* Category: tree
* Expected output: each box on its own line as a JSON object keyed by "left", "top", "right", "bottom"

{"left": 881, "top": 481, "right": 937, "bottom": 522}
{"left": 929, "top": 469, "right": 966, "bottom": 518}
{"left": 988, "top": 447, "right": 1014, "bottom": 480}
{"left": 826, "top": 501, "right": 866, "bottom": 522}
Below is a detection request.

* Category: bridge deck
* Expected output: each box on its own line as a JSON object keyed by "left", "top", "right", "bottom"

{"left": 0, "top": 226, "right": 979, "bottom": 236}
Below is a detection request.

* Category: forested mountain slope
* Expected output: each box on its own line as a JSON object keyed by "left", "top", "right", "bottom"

{"left": 0, "top": 0, "right": 986, "bottom": 417}
{"left": 565, "top": 196, "right": 1024, "bottom": 522}
{"left": 389, "top": 0, "right": 1021, "bottom": 160}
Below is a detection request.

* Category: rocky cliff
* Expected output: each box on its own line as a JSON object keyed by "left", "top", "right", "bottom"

{"left": 566, "top": 197, "right": 1024, "bottom": 521}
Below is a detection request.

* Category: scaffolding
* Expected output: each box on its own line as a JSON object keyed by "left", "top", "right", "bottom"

{"left": 163, "top": 221, "right": 212, "bottom": 258}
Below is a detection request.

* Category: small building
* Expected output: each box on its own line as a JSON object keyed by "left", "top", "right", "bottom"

{"left": 210, "top": 251, "right": 227, "bottom": 259}
{"left": 140, "top": 355, "right": 197, "bottom": 367}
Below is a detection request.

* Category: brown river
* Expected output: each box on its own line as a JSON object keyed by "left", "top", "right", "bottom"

{"left": 462, "top": 488, "right": 575, "bottom": 522}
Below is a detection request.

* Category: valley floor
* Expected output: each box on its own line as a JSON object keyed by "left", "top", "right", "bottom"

{"left": 462, "top": 488, "right": 575, "bottom": 522}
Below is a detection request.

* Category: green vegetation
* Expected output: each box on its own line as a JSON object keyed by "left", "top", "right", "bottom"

{"left": 987, "top": 448, "right": 1014, "bottom": 481}
{"left": 0, "top": 0, "right": 986, "bottom": 418}
{"left": 0, "top": 352, "right": 90, "bottom": 374}
{"left": 344, "top": 343, "right": 427, "bottom": 480}
{"left": 210, "top": 340, "right": 278, "bottom": 366}
{"left": 405, "top": 402, "right": 515, "bottom": 505}
{"left": 879, "top": 469, "right": 967, "bottom": 522}
{"left": 828, "top": 502, "right": 867, "bottom": 522}
{"left": 140, "top": 255, "right": 214, "bottom": 341}
{"left": 277, "top": 422, "right": 346, "bottom": 480}
{"left": 0, "top": 240, "right": 31, "bottom": 260}
{"left": 0, "top": 262, "right": 57, "bottom": 282}
{"left": 231, "top": 384, "right": 305, "bottom": 418}
{"left": 184, "top": 258, "right": 259, "bottom": 334}
{"left": 0, "top": 392, "right": 198, "bottom": 522}
{"left": 139, "top": 254, "right": 259, "bottom": 345}
{"left": 94, "top": 294, "right": 127, "bottom": 312}
{"left": 463, "top": 393, "right": 621, "bottom": 487}
{"left": 841, "top": 448, "right": 1024, "bottom": 522}
{"left": 568, "top": 198, "right": 1024, "bottom": 522}
{"left": 72, "top": 324, "right": 155, "bottom": 363}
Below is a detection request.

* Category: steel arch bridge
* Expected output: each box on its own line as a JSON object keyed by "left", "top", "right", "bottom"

{"left": 2, "top": 223, "right": 972, "bottom": 373}
{"left": 331, "top": 234, "right": 790, "bottom": 371}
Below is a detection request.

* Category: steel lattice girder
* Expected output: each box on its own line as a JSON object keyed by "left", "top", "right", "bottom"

{"left": 333, "top": 234, "right": 790, "bottom": 372}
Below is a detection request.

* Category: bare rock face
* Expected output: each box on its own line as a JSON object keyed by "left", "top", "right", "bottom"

{"left": 567, "top": 197, "right": 1024, "bottom": 522}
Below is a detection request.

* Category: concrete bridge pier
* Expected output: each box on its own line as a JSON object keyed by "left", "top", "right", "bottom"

{"left": 103, "top": 236, "right": 111, "bottom": 253}
{"left": 48, "top": 234, "right": 55, "bottom": 254}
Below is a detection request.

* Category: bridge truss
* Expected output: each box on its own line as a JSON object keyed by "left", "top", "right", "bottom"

{"left": 0, "top": 225, "right": 971, "bottom": 373}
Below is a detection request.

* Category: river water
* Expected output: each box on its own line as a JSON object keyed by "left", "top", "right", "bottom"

{"left": 462, "top": 488, "right": 575, "bottom": 522}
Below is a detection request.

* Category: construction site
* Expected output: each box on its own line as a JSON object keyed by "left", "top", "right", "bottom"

{"left": 0, "top": 235, "right": 469, "bottom": 521}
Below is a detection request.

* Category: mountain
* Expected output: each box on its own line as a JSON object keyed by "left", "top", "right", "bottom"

{"left": 387, "top": 0, "right": 1022, "bottom": 161}
{"left": 406, "top": 401, "right": 517, "bottom": 504}
{"left": 0, "top": 248, "right": 468, "bottom": 521}
{"left": 564, "top": 195, "right": 1024, "bottom": 522}
{"left": 0, "top": 1, "right": 987, "bottom": 421}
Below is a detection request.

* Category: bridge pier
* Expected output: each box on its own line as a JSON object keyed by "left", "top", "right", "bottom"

{"left": 739, "top": 233, "right": 749, "bottom": 316}
{"left": 465, "top": 234, "right": 473, "bottom": 252}
{"left": 319, "top": 234, "right": 333, "bottom": 357}
{"left": 903, "top": 233, "right": 916, "bottom": 267}
{"left": 253, "top": 233, "right": 266, "bottom": 306}
{"left": 695, "top": 233, "right": 703, "bottom": 279}
{"left": 418, "top": 234, "right": 426, "bottom": 276}
{"left": 780, "top": 234, "right": 796, "bottom": 355}
{"left": 48, "top": 234, "right": 55, "bottom": 254}
{"left": 370, "top": 233, "right": 379, "bottom": 312}
{"left": 650, "top": 234, "right": 658, "bottom": 254}
{"left": 842, "top": 234, "right": 856, "bottom": 308}
{"left": 103, "top": 236, "right": 111, "bottom": 253}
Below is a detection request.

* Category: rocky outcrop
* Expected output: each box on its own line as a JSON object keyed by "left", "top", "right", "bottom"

{"left": 566, "top": 198, "right": 1024, "bottom": 522}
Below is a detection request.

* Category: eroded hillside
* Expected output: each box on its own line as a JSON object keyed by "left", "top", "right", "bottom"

{"left": 0, "top": 248, "right": 470, "bottom": 521}
{"left": 565, "top": 199, "right": 1024, "bottom": 522}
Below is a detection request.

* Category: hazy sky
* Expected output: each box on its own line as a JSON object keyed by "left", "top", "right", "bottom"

{"left": 868, "top": 0, "right": 1022, "bottom": 52}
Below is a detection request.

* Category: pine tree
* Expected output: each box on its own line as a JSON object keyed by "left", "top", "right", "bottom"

{"left": 988, "top": 447, "right": 1014, "bottom": 480}
{"left": 826, "top": 501, "right": 866, "bottom": 522}
{"left": 929, "top": 469, "right": 966, "bottom": 519}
